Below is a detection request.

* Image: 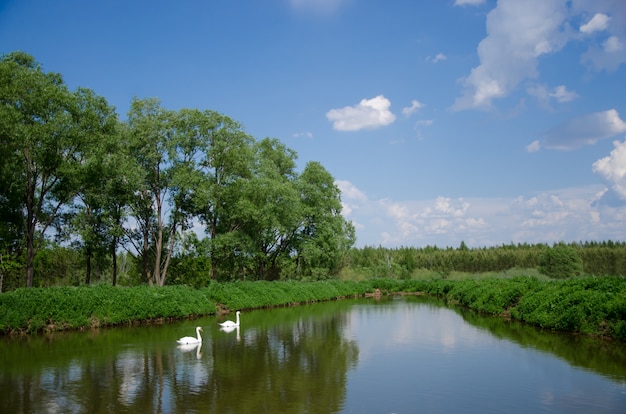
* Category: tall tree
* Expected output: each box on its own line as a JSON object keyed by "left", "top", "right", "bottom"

{"left": 0, "top": 52, "right": 116, "bottom": 287}
{"left": 127, "top": 99, "right": 223, "bottom": 286}
{"left": 126, "top": 97, "right": 177, "bottom": 286}
{"left": 238, "top": 138, "right": 301, "bottom": 280}
{"left": 102, "top": 123, "right": 142, "bottom": 286}
{"left": 72, "top": 116, "right": 134, "bottom": 285}
{"left": 189, "top": 112, "right": 254, "bottom": 280}
{"left": 294, "top": 161, "right": 355, "bottom": 279}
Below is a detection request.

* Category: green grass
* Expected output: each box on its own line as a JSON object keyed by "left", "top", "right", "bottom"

{"left": 1, "top": 275, "right": 625, "bottom": 341}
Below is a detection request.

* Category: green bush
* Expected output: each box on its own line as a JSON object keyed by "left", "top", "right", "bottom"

{"left": 538, "top": 244, "right": 583, "bottom": 279}
{"left": 1, "top": 277, "right": 625, "bottom": 341}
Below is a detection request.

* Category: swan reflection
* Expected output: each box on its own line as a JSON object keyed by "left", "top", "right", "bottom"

{"left": 177, "top": 342, "right": 203, "bottom": 359}
{"left": 220, "top": 324, "right": 241, "bottom": 341}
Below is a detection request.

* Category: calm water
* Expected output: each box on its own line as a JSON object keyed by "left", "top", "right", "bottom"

{"left": 1, "top": 296, "right": 625, "bottom": 413}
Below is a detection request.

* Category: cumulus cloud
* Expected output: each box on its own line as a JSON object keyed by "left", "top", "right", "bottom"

{"left": 335, "top": 179, "right": 367, "bottom": 204}
{"left": 550, "top": 85, "right": 579, "bottom": 102}
{"left": 604, "top": 35, "right": 624, "bottom": 52}
{"left": 454, "top": 1, "right": 626, "bottom": 109}
{"left": 292, "top": 132, "right": 313, "bottom": 139}
{"left": 592, "top": 139, "right": 626, "bottom": 199}
{"left": 453, "top": 0, "right": 569, "bottom": 111}
{"left": 580, "top": 13, "right": 611, "bottom": 34}
{"left": 340, "top": 180, "right": 620, "bottom": 247}
{"left": 326, "top": 95, "right": 396, "bottom": 131}
{"left": 582, "top": 38, "right": 626, "bottom": 71}
{"left": 402, "top": 100, "right": 425, "bottom": 117}
{"left": 577, "top": 2, "right": 626, "bottom": 71}
{"left": 527, "top": 84, "right": 578, "bottom": 107}
{"left": 540, "top": 109, "right": 626, "bottom": 150}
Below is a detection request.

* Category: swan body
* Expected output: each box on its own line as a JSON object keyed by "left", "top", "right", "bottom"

{"left": 219, "top": 311, "right": 241, "bottom": 328}
{"left": 177, "top": 326, "right": 203, "bottom": 344}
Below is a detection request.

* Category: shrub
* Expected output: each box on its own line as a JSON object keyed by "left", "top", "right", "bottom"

{"left": 538, "top": 244, "right": 583, "bottom": 279}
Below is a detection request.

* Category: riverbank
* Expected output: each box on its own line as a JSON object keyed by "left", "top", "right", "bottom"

{"left": 1, "top": 276, "right": 624, "bottom": 341}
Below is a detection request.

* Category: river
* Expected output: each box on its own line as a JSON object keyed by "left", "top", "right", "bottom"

{"left": 1, "top": 295, "right": 625, "bottom": 413}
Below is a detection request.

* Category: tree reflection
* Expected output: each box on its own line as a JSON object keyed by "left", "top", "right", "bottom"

{"left": 0, "top": 309, "right": 358, "bottom": 413}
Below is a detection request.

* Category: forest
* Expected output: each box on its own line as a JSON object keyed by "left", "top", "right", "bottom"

{"left": 0, "top": 51, "right": 355, "bottom": 291}
{"left": 2, "top": 51, "right": 626, "bottom": 293}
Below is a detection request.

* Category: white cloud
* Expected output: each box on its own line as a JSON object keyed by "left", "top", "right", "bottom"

{"left": 454, "top": 0, "right": 485, "bottom": 6}
{"left": 453, "top": 0, "right": 570, "bottom": 111}
{"left": 428, "top": 53, "right": 447, "bottom": 63}
{"left": 335, "top": 179, "right": 368, "bottom": 204}
{"left": 577, "top": 2, "right": 626, "bottom": 72}
{"left": 526, "top": 140, "right": 541, "bottom": 153}
{"left": 540, "top": 109, "right": 626, "bottom": 150}
{"left": 326, "top": 95, "right": 396, "bottom": 131}
{"left": 604, "top": 35, "right": 624, "bottom": 52}
{"left": 592, "top": 138, "right": 626, "bottom": 199}
{"left": 550, "top": 85, "right": 579, "bottom": 102}
{"left": 453, "top": 1, "right": 626, "bottom": 109}
{"left": 580, "top": 13, "right": 610, "bottom": 34}
{"left": 339, "top": 181, "right": 623, "bottom": 248}
{"left": 527, "top": 84, "right": 578, "bottom": 106}
{"left": 292, "top": 131, "right": 313, "bottom": 139}
{"left": 402, "top": 100, "right": 425, "bottom": 117}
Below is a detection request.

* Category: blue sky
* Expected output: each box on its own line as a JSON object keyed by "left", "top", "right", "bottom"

{"left": 2, "top": 0, "right": 626, "bottom": 248}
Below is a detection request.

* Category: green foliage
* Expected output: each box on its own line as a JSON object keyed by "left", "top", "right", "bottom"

{"left": 538, "top": 244, "right": 584, "bottom": 279}
{"left": 510, "top": 277, "right": 626, "bottom": 339}
{"left": 0, "top": 51, "right": 118, "bottom": 288}
{"left": 344, "top": 241, "right": 626, "bottom": 281}
{"left": 204, "top": 280, "right": 371, "bottom": 311}
{"left": 1, "top": 277, "right": 625, "bottom": 341}
{"left": 4, "top": 51, "right": 626, "bottom": 294}
{"left": 0, "top": 285, "right": 216, "bottom": 333}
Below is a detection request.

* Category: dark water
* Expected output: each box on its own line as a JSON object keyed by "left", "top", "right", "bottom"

{"left": 1, "top": 296, "right": 625, "bottom": 413}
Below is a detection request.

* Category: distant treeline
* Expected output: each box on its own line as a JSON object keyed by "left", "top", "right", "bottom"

{"left": 2, "top": 240, "right": 625, "bottom": 292}
{"left": 344, "top": 241, "right": 626, "bottom": 279}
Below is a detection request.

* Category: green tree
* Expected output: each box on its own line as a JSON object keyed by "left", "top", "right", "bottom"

{"left": 100, "top": 123, "right": 143, "bottom": 285}
{"left": 126, "top": 97, "right": 180, "bottom": 286}
{"left": 67, "top": 88, "right": 120, "bottom": 284}
{"left": 0, "top": 51, "right": 115, "bottom": 287}
{"left": 238, "top": 138, "right": 301, "bottom": 280}
{"left": 538, "top": 243, "right": 584, "bottom": 279}
{"left": 188, "top": 112, "right": 254, "bottom": 280}
{"left": 294, "top": 161, "right": 355, "bottom": 279}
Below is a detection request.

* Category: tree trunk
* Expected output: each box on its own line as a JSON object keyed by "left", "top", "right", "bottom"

{"left": 85, "top": 246, "right": 92, "bottom": 284}
{"left": 25, "top": 208, "right": 36, "bottom": 288}
{"left": 111, "top": 237, "right": 118, "bottom": 286}
{"left": 209, "top": 218, "right": 217, "bottom": 280}
{"left": 153, "top": 192, "right": 164, "bottom": 286}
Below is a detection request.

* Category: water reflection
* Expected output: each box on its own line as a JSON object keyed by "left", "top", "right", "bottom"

{"left": 0, "top": 303, "right": 358, "bottom": 413}
{"left": 1, "top": 297, "right": 625, "bottom": 413}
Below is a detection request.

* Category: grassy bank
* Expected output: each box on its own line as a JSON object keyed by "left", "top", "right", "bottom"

{"left": 1, "top": 277, "right": 625, "bottom": 341}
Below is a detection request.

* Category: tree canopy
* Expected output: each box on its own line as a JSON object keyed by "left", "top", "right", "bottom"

{"left": 0, "top": 52, "right": 355, "bottom": 289}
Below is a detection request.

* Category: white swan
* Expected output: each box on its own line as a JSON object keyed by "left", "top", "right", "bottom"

{"left": 219, "top": 311, "right": 241, "bottom": 328}
{"left": 177, "top": 326, "right": 203, "bottom": 344}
